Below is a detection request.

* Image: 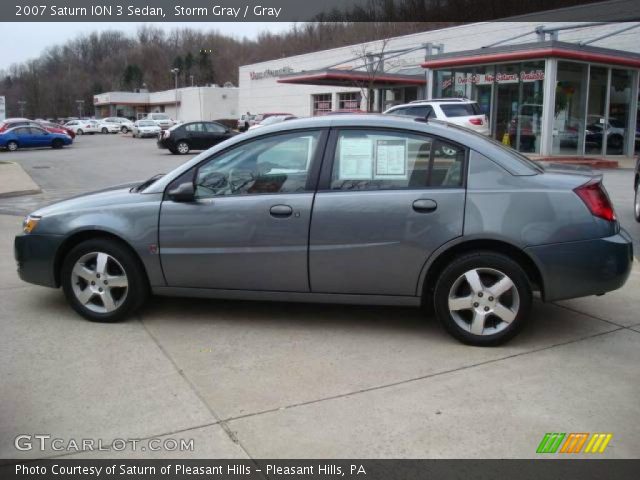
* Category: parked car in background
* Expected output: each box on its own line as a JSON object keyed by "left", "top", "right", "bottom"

{"left": 634, "top": 156, "right": 640, "bottom": 222}
{"left": 248, "top": 114, "right": 297, "bottom": 130}
{"left": 132, "top": 120, "right": 161, "bottom": 138}
{"left": 37, "top": 120, "right": 76, "bottom": 139}
{"left": 97, "top": 119, "right": 122, "bottom": 134}
{"left": 0, "top": 125, "right": 72, "bottom": 151}
{"left": 0, "top": 118, "right": 75, "bottom": 139}
{"left": 64, "top": 119, "right": 99, "bottom": 136}
{"left": 14, "top": 115, "right": 632, "bottom": 346}
{"left": 145, "top": 113, "right": 174, "bottom": 130}
{"left": 585, "top": 115, "right": 626, "bottom": 153}
{"left": 384, "top": 99, "right": 489, "bottom": 135}
{"left": 237, "top": 113, "right": 256, "bottom": 132}
{"left": 100, "top": 116, "right": 135, "bottom": 133}
{"left": 157, "top": 121, "right": 236, "bottom": 154}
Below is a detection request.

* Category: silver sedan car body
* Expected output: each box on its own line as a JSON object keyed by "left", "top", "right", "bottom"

{"left": 15, "top": 115, "right": 633, "bottom": 345}
{"left": 132, "top": 120, "right": 162, "bottom": 138}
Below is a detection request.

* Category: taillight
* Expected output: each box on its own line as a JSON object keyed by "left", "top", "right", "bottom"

{"left": 469, "top": 117, "right": 483, "bottom": 126}
{"left": 574, "top": 179, "right": 616, "bottom": 222}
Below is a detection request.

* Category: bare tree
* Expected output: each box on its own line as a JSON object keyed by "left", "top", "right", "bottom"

{"left": 348, "top": 37, "right": 390, "bottom": 112}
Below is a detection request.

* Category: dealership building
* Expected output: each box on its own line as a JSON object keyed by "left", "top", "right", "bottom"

{"left": 239, "top": 5, "right": 640, "bottom": 160}
{"left": 93, "top": 85, "right": 238, "bottom": 123}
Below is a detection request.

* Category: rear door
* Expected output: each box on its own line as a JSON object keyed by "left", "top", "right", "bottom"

{"left": 309, "top": 128, "right": 466, "bottom": 296}
{"left": 184, "top": 123, "right": 207, "bottom": 149}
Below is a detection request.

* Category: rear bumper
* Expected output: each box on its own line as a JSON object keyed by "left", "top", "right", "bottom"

{"left": 14, "top": 233, "right": 64, "bottom": 288}
{"left": 526, "top": 229, "right": 633, "bottom": 302}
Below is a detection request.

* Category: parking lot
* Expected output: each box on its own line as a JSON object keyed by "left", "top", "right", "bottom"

{"left": 1, "top": 134, "right": 639, "bottom": 459}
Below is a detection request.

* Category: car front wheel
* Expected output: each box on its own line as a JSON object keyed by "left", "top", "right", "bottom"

{"left": 61, "top": 239, "right": 148, "bottom": 322}
{"left": 433, "top": 251, "right": 532, "bottom": 346}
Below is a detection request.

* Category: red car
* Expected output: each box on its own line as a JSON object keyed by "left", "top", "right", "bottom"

{"left": 0, "top": 118, "right": 75, "bottom": 139}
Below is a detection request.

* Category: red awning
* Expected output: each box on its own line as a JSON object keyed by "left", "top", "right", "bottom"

{"left": 278, "top": 69, "right": 425, "bottom": 87}
{"left": 422, "top": 47, "right": 640, "bottom": 69}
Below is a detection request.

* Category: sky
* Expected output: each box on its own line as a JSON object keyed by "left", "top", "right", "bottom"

{"left": 0, "top": 22, "right": 294, "bottom": 70}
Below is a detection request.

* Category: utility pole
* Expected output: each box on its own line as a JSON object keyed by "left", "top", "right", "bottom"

{"left": 190, "top": 75, "right": 194, "bottom": 87}
{"left": 76, "top": 100, "right": 85, "bottom": 118}
{"left": 171, "top": 68, "right": 180, "bottom": 120}
{"left": 17, "top": 100, "right": 27, "bottom": 118}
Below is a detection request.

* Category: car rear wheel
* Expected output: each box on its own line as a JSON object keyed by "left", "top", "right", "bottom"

{"left": 76, "top": 129, "right": 84, "bottom": 135}
{"left": 121, "top": 126, "right": 128, "bottom": 133}
{"left": 52, "top": 139, "right": 64, "bottom": 149}
{"left": 176, "top": 141, "right": 190, "bottom": 154}
{"left": 6, "top": 141, "right": 18, "bottom": 152}
{"left": 61, "top": 239, "right": 148, "bottom": 322}
{"left": 433, "top": 251, "right": 532, "bottom": 346}
{"left": 101, "top": 127, "right": 108, "bottom": 134}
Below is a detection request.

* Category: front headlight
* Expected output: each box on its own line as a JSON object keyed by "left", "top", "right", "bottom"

{"left": 23, "top": 215, "right": 41, "bottom": 234}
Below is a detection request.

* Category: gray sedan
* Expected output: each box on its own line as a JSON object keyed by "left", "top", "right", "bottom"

{"left": 14, "top": 115, "right": 633, "bottom": 346}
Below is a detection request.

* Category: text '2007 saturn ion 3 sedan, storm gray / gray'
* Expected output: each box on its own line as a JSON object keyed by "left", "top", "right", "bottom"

{"left": 15, "top": 115, "right": 633, "bottom": 346}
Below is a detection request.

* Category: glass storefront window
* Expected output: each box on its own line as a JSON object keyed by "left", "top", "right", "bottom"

{"left": 607, "top": 69, "right": 632, "bottom": 155}
{"left": 553, "top": 61, "right": 588, "bottom": 155}
{"left": 585, "top": 66, "right": 608, "bottom": 154}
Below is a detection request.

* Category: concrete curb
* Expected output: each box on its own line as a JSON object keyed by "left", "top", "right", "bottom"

{"left": 0, "top": 161, "right": 42, "bottom": 198}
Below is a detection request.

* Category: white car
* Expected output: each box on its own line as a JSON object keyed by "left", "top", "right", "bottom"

{"left": 144, "top": 113, "right": 174, "bottom": 130}
{"left": 64, "top": 119, "right": 100, "bottom": 135}
{"left": 132, "top": 120, "right": 162, "bottom": 138}
{"left": 384, "top": 99, "right": 489, "bottom": 135}
{"left": 97, "top": 119, "right": 121, "bottom": 134}
{"left": 248, "top": 115, "right": 297, "bottom": 131}
{"left": 100, "top": 116, "right": 135, "bottom": 133}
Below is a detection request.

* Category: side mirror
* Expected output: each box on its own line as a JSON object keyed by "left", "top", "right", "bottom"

{"left": 167, "top": 182, "right": 195, "bottom": 202}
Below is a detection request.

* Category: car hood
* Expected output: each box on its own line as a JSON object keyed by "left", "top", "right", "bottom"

{"left": 33, "top": 182, "right": 142, "bottom": 217}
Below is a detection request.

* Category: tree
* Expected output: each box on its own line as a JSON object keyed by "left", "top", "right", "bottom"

{"left": 184, "top": 52, "right": 194, "bottom": 85}
{"left": 122, "top": 64, "right": 143, "bottom": 90}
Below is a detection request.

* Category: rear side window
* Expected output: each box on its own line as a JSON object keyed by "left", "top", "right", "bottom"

{"left": 330, "top": 130, "right": 465, "bottom": 191}
{"left": 185, "top": 123, "right": 204, "bottom": 132}
{"left": 440, "top": 103, "right": 481, "bottom": 117}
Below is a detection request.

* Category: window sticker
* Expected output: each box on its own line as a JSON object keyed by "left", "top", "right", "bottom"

{"left": 338, "top": 137, "right": 373, "bottom": 180}
{"left": 375, "top": 139, "right": 407, "bottom": 179}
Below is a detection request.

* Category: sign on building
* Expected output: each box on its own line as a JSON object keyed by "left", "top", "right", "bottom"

{"left": 0, "top": 96, "right": 6, "bottom": 122}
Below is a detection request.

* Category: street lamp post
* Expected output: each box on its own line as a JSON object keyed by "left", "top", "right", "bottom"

{"left": 170, "top": 68, "right": 180, "bottom": 120}
{"left": 17, "top": 100, "right": 27, "bottom": 118}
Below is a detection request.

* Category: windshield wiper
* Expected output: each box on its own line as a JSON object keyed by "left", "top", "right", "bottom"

{"left": 133, "top": 173, "right": 165, "bottom": 193}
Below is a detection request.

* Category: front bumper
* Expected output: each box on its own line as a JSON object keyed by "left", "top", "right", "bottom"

{"left": 14, "top": 233, "right": 64, "bottom": 288}
{"left": 526, "top": 229, "right": 634, "bottom": 302}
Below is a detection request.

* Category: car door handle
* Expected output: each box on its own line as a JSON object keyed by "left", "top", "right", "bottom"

{"left": 270, "top": 204, "right": 293, "bottom": 217}
{"left": 412, "top": 199, "right": 437, "bottom": 213}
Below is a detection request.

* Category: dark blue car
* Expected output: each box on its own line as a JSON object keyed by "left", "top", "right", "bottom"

{"left": 0, "top": 126, "right": 72, "bottom": 151}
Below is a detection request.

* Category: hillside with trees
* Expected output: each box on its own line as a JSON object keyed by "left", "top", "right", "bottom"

{"left": 0, "top": 22, "right": 454, "bottom": 118}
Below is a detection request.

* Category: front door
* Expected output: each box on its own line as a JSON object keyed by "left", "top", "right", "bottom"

{"left": 309, "top": 129, "right": 466, "bottom": 296}
{"left": 159, "top": 129, "right": 326, "bottom": 292}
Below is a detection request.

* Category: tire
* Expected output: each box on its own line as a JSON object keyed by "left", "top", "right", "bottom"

{"left": 61, "top": 238, "right": 148, "bottom": 322}
{"left": 121, "top": 126, "right": 128, "bottom": 133}
{"left": 6, "top": 141, "right": 18, "bottom": 152}
{"left": 169, "top": 148, "right": 178, "bottom": 155}
{"left": 634, "top": 180, "right": 640, "bottom": 222}
{"left": 51, "top": 139, "right": 64, "bottom": 149}
{"left": 176, "top": 141, "right": 190, "bottom": 154}
{"left": 76, "top": 129, "right": 84, "bottom": 135}
{"left": 433, "top": 251, "right": 532, "bottom": 346}
{"left": 101, "top": 127, "right": 108, "bottom": 134}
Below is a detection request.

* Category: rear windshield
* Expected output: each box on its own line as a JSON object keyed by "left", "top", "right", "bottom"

{"left": 440, "top": 103, "right": 481, "bottom": 117}
{"left": 151, "top": 114, "right": 169, "bottom": 120}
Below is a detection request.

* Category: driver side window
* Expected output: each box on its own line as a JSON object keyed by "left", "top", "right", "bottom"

{"left": 194, "top": 130, "right": 321, "bottom": 198}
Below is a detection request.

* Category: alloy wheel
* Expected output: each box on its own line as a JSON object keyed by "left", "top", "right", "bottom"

{"left": 7, "top": 141, "right": 18, "bottom": 152}
{"left": 177, "top": 142, "right": 189, "bottom": 154}
{"left": 77, "top": 129, "right": 84, "bottom": 135}
{"left": 71, "top": 252, "right": 129, "bottom": 314}
{"left": 447, "top": 267, "right": 519, "bottom": 336}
